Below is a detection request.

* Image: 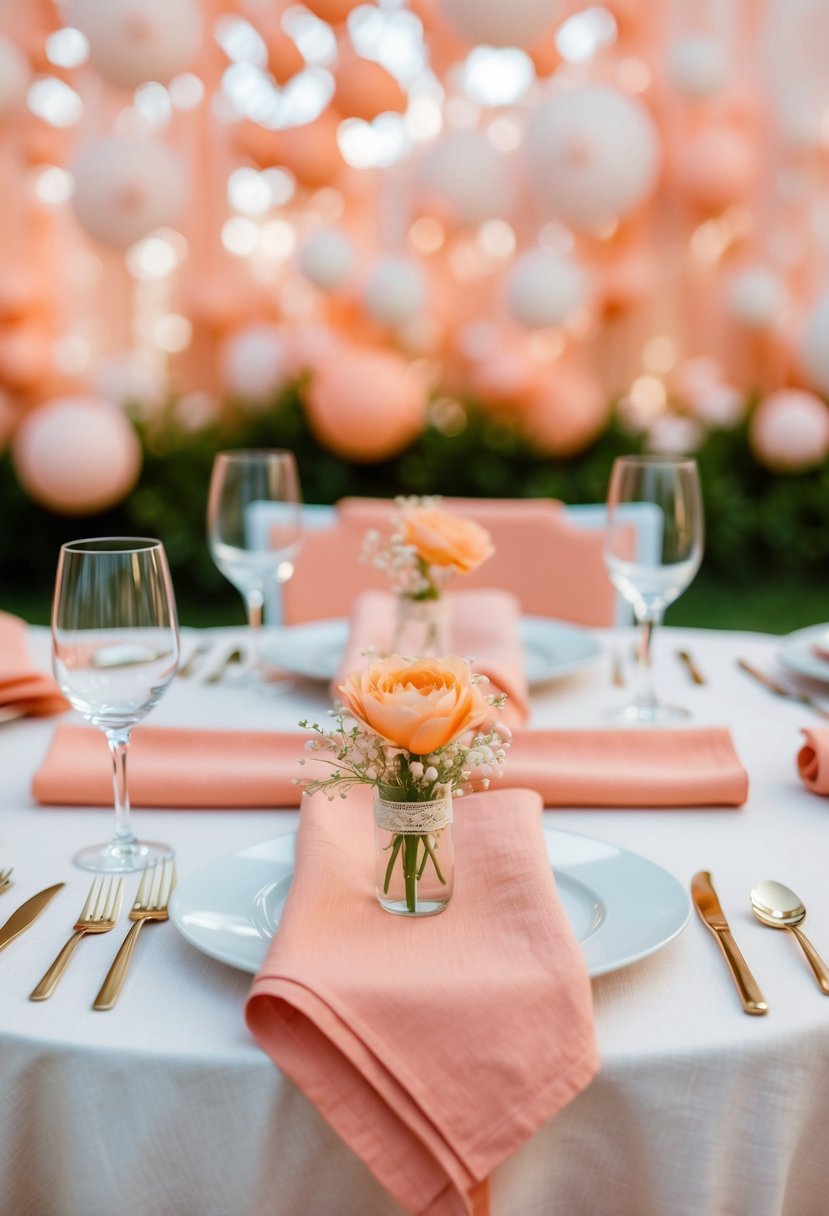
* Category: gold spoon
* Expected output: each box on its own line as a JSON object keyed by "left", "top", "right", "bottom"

{"left": 750, "top": 879, "right": 829, "bottom": 994}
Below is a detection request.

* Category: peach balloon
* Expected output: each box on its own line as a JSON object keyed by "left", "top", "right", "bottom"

{"left": 302, "top": 0, "right": 364, "bottom": 22}
{"left": 798, "top": 292, "right": 829, "bottom": 396}
{"left": 262, "top": 30, "right": 305, "bottom": 85}
{"left": 12, "top": 396, "right": 142, "bottom": 514}
{"left": 437, "top": 0, "right": 560, "bottom": 49}
{"left": 281, "top": 323, "right": 342, "bottom": 377}
{"left": 71, "top": 136, "right": 188, "bottom": 249}
{"left": 0, "top": 389, "right": 18, "bottom": 452}
{"left": 65, "top": 0, "right": 202, "bottom": 89}
{"left": 749, "top": 390, "right": 829, "bottom": 472}
{"left": 525, "top": 86, "right": 661, "bottom": 231}
{"left": 676, "top": 125, "right": 757, "bottom": 212}
{"left": 0, "top": 325, "right": 53, "bottom": 391}
{"left": 304, "top": 346, "right": 428, "bottom": 461}
{"left": 599, "top": 251, "right": 657, "bottom": 316}
{"left": 0, "top": 269, "right": 45, "bottom": 320}
{"left": 520, "top": 366, "right": 610, "bottom": 457}
{"left": 237, "top": 114, "right": 343, "bottom": 189}
{"left": 0, "top": 35, "right": 31, "bottom": 117}
{"left": 333, "top": 53, "right": 407, "bottom": 121}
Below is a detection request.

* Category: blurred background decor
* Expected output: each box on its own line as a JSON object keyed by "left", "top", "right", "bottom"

{"left": 1, "top": 0, "right": 829, "bottom": 626}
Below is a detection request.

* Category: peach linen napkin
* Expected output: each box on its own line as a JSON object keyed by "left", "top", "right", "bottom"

{"left": 797, "top": 727, "right": 829, "bottom": 794}
{"left": 0, "top": 611, "right": 67, "bottom": 716}
{"left": 332, "top": 589, "right": 530, "bottom": 730}
{"left": 32, "top": 722, "right": 306, "bottom": 807}
{"left": 245, "top": 786, "right": 598, "bottom": 1216}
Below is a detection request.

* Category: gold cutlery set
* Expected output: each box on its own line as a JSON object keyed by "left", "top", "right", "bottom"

{"left": 0, "top": 860, "right": 176, "bottom": 1010}
{"left": 692, "top": 870, "right": 829, "bottom": 1015}
{"left": 611, "top": 646, "right": 707, "bottom": 687}
{"left": 736, "top": 657, "right": 829, "bottom": 719}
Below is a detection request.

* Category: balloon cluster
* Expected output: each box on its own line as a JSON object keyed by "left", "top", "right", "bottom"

{"left": 2, "top": 0, "right": 829, "bottom": 515}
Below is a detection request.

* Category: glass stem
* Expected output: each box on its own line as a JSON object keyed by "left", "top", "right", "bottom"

{"left": 246, "top": 589, "right": 265, "bottom": 673}
{"left": 633, "top": 613, "right": 660, "bottom": 710}
{"left": 106, "top": 729, "right": 136, "bottom": 845}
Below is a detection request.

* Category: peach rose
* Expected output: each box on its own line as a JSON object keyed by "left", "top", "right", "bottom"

{"left": 402, "top": 506, "right": 494, "bottom": 573}
{"left": 338, "top": 654, "right": 490, "bottom": 755}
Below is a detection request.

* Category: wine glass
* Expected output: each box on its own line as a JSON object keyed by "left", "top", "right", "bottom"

{"left": 603, "top": 455, "right": 704, "bottom": 724}
{"left": 52, "top": 537, "right": 180, "bottom": 872}
{"left": 206, "top": 449, "right": 303, "bottom": 681}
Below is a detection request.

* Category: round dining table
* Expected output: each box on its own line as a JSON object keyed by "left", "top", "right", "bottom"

{"left": 2, "top": 621, "right": 829, "bottom": 1216}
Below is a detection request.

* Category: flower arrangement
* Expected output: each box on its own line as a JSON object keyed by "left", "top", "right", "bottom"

{"left": 298, "top": 653, "right": 509, "bottom": 914}
{"left": 361, "top": 495, "right": 494, "bottom": 602}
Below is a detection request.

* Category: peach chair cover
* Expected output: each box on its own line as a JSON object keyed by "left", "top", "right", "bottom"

{"left": 283, "top": 498, "right": 626, "bottom": 627}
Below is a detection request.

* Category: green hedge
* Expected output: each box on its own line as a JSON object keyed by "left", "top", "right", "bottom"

{"left": 3, "top": 387, "right": 829, "bottom": 621}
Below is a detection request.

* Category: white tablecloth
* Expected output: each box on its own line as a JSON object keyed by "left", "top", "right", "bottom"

{"left": 3, "top": 623, "right": 829, "bottom": 1216}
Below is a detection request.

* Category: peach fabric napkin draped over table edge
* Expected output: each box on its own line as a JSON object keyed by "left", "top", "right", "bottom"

{"left": 245, "top": 786, "right": 599, "bottom": 1216}
{"left": 797, "top": 726, "right": 829, "bottom": 794}
{"left": 332, "top": 589, "right": 530, "bottom": 730}
{"left": 31, "top": 723, "right": 748, "bottom": 808}
{"left": 0, "top": 611, "right": 68, "bottom": 716}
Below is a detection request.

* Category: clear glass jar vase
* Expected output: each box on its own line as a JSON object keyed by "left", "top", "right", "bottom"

{"left": 373, "top": 790, "right": 454, "bottom": 917}
{"left": 390, "top": 595, "right": 450, "bottom": 658}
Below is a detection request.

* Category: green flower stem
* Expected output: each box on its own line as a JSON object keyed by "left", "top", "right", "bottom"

{"left": 403, "top": 834, "right": 420, "bottom": 913}
{"left": 383, "top": 834, "right": 404, "bottom": 895}
{"left": 420, "top": 833, "right": 447, "bottom": 885}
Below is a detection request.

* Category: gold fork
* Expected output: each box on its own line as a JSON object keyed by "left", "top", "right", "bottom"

{"left": 0, "top": 868, "right": 13, "bottom": 893}
{"left": 93, "top": 859, "right": 177, "bottom": 1011}
{"left": 30, "top": 878, "right": 124, "bottom": 1001}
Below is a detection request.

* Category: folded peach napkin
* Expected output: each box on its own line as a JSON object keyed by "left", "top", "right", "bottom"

{"left": 332, "top": 589, "right": 530, "bottom": 729}
{"left": 797, "top": 727, "right": 829, "bottom": 794}
{"left": 32, "top": 723, "right": 306, "bottom": 808}
{"left": 501, "top": 727, "right": 748, "bottom": 807}
{"left": 0, "top": 611, "right": 68, "bottom": 716}
{"left": 245, "top": 787, "right": 598, "bottom": 1216}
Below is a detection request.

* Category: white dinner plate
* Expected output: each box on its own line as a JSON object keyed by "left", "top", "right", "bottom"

{"left": 169, "top": 827, "right": 690, "bottom": 979}
{"left": 263, "top": 617, "right": 602, "bottom": 689}
{"left": 778, "top": 623, "right": 829, "bottom": 683}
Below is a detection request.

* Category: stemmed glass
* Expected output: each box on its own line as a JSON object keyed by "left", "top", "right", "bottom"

{"left": 206, "top": 449, "right": 303, "bottom": 681}
{"left": 603, "top": 455, "right": 704, "bottom": 724}
{"left": 52, "top": 537, "right": 180, "bottom": 872}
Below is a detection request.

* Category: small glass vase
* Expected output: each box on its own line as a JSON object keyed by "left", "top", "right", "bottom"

{"left": 373, "top": 790, "right": 454, "bottom": 917}
{"left": 390, "top": 595, "right": 450, "bottom": 658}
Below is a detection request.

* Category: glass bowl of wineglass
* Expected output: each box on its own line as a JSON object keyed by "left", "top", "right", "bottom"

{"left": 207, "top": 449, "right": 303, "bottom": 685}
{"left": 604, "top": 455, "right": 704, "bottom": 725}
{"left": 52, "top": 537, "right": 180, "bottom": 872}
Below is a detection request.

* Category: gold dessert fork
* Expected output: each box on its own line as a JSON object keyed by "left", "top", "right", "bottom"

{"left": 30, "top": 877, "right": 124, "bottom": 1001}
{"left": 0, "top": 868, "right": 13, "bottom": 893}
{"left": 93, "top": 859, "right": 176, "bottom": 1011}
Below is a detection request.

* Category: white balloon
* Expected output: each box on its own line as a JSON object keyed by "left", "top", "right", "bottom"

{"left": 749, "top": 389, "right": 829, "bottom": 471}
{"left": 646, "top": 414, "right": 705, "bottom": 455}
{"left": 800, "top": 292, "right": 829, "bottom": 395}
{"left": 299, "top": 229, "right": 356, "bottom": 291}
{"left": 94, "top": 352, "right": 168, "bottom": 417}
{"left": 0, "top": 36, "right": 30, "bottom": 117}
{"left": 65, "top": 0, "right": 202, "bottom": 89}
{"left": 504, "top": 249, "right": 588, "bottom": 329}
{"left": 219, "top": 325, "right": 288, "bottom": 409}
{"left": 667, "top": 35, "right": 728, "bottom": 99}
{"left": 72, "top": 137, "right": 187, "bottom": 249}
{"left": 362, "top": 257, "right": 427, "bottom": 327}
{"left": 438, "top": 0, "right": 560, "bottom": 49}
{"left": 727, "top": 266, "right": 787, "bottom": 330}
{"left": 690, "top": 383, "right": 746, "bottom": 429}
{"left": 525, "top": 86, "right": 661, "bottom": 231}
{"left": 416, "top": 130, "right": 516, "bottom": 226}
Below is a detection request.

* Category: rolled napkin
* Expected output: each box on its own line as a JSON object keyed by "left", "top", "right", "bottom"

{"left": 32, "top": 722, "right": 306, "bottom": 808}
{"left": 502, "top": 727, "right": 748, "bottom": 807}
{"left": 332, "top": 589, "right": 530, "bottom": 729}
{"left": 245, "top": 787, "right": 598, "bottom": 1216}
{"left": 0, "top": 611, "right": 68, "bottom": 716}
{"left": 797, "top": 727, "right": 829, "bottom": 794}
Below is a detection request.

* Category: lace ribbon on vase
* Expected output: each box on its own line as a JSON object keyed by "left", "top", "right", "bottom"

{"left": 374, "top": 794, "right": 453, "bottom": 834}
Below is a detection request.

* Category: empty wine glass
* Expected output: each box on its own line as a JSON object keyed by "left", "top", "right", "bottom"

{"left": 604, "top": 455, "right": 704, "bottom": 724}
{"left": 52, "top": 537, "right": 180, "bottom": 872}
{"left": 207, "top": 449, "right": 303, "bottom": 681}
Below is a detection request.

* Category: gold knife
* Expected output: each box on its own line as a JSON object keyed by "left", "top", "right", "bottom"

{"left": 691, "top": 871, "right": 767, "bottom": 1015}
{"left": 0, "top": 883, "right": 64, "bottom": 952}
